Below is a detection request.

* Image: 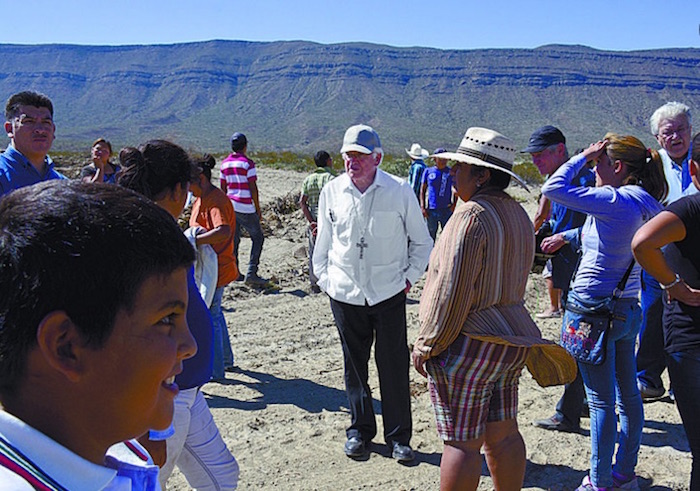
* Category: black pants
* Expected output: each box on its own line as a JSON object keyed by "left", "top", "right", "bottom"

{"left": 555, "top": 370, "right": 585, "bottom": 426}
{"left": 636, "top": 271, "right": 666, "bottom": 390}
{"left": 330, "top": 292, "right": 412, "bottom": 446}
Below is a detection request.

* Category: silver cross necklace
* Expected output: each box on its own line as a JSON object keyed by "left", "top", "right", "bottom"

{"left": 350, "top": 188, "right": 376, "bottom": 260}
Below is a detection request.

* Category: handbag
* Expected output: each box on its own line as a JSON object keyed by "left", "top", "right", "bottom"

{"left": 560, "top": 259, "right": 635, "bottom": 365}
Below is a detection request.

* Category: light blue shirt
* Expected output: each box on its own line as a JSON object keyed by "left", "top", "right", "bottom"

{"left": 542, "top": 153, "right": 663, "bottom": 300}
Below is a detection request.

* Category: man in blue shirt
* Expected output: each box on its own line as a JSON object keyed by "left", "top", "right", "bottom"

{"left": 406, "top": 143, "right": 429, "bottom": 201}
{"left": 419, "top": 147, "right": 456, "bottom": 241}
{"left": 523, "top": 125, "right": 594, "bottom": 434}
{"left": 1, "top": 91, "right": 64, "bottom": 196}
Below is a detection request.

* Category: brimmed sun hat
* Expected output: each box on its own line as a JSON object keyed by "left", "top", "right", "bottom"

{"left": 432, "top": 127, "right": 529, "bottom": 191}
{"left": 406, "top": 143, "right": 429, "bottom": 160}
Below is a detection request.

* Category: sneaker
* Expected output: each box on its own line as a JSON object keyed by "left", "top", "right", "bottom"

{"left": 535, "top": 309, "right": 562, "bottom": 319}
{"left": 533, "top": 414, "right": 581, "bottom": 433}
{"left": 576, "top": 475, "right": 611, "bottom": 491}
{"left": 637, "top": 381, "right": 665, "bottom": 401}
{"left": 612, "top": 471, "right": 640, "bottom": 490}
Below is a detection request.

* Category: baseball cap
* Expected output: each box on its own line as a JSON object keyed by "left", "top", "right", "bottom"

{"left": 230, "top": 132, "right": 247, "bottom": 150}
{"left": 521, "top": 126, "right": 566, "bottom": 153}
{"left": 340, "top": 125, "right": 382, "bottom": 154}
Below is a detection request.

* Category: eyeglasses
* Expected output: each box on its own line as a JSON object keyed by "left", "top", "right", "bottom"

{"left": 658, "top": 125, "right": 689, "bottom": 140}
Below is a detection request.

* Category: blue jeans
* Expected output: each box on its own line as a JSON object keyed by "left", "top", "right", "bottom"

{"left": 572, "top": 293, "right": 643, "bottom": 488}
{"left": 666, "top": 350, "right": 700, "bottom": 491}
{"left": 636, "top": 270, "right": 666, "bottom": 390}
{"left": 209, "top": 287, "right": 234, "bottom": 378}
{"left": 234, "top": 211, "right": 264, "bottom": 276}
{"left": 426, "top": 207, "right": 452, "bottom": 241}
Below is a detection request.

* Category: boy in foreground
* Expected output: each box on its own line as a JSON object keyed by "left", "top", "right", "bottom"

{"left": 0, "top": 181, "right": 197, "bottom": 490}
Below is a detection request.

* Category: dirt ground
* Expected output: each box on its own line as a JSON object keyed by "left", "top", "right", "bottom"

{"left": 166, "top": 168, "right": 691, "bottom": 490}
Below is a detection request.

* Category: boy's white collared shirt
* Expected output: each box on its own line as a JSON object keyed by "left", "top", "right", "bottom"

{"left": 0, "top": 410, "right": 160, "bottom": 490}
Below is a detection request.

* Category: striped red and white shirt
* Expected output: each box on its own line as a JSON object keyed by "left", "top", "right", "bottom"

{"left": 220, "top": 152, "right": 258, "bottom": 214}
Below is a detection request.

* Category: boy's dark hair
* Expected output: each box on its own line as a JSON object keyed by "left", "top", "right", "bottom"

{"left": 117, "top": 140, "right": 196, "bottom": 200}
{"left": 194, "top": 153, "right": 216, "bottom": 181}
{"left": 0, "top": 180, "right": 195, "bottom": 395}
{"left": 5, "top": 91, "right": 54, "bottom": 120}
{"left": 314, "top": 151, "right": 331, "bottom": 168}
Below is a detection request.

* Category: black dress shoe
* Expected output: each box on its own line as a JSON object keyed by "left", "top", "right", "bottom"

{"left": 344, "top": 437, "right": 366, "bottom": 458}
{"left": 638, "top": 381, "right": 665, "bottom": 401}
{"left": 391, "top": 442, "right": 415, "bottom": 462}
{"left": 533, "top": 414, "right": 580, "bottom": 433}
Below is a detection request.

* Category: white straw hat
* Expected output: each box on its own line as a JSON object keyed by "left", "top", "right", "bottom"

{"left": 432, "top": 127, "right": 529, "bottom": 190}
{"left": 406, "top": 143, "right": 429, "bottom": 160}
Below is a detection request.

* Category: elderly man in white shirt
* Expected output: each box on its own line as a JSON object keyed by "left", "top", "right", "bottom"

{"left": 313, "top": 124, "right": 432, "bottom": 463}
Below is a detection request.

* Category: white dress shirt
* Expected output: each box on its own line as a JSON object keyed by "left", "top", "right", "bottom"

{"left": 313, "top": 169, "right": 433, "bottom": 306}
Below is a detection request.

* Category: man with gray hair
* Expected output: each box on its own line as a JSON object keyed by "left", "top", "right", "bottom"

{"left": 637, "top": 101, "right": 695, "bottom": 400}
{"left": 524, "top": 125, "right": 594, "bottom": 434}
{"left": 313, "top": 124, "right": 432, "bottom": 462}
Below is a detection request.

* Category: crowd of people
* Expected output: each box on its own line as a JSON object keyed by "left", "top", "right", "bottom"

{"left": 0, "top": 89, "right": 697, "bottom": 491}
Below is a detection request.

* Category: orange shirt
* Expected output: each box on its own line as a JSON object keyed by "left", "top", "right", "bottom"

{"left": 190, "top": 188, "right": 239, "bottom": 287}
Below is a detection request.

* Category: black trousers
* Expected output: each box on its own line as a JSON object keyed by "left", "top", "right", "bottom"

{"left": 555, "top": 370, "right": 585, "bottom": 425}
{"left": 330, "top": 291, "right": 412, "bottom": 446}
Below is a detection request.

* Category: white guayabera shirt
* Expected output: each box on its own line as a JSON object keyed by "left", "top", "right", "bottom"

{"left": 313, "top": 169, "right": 433, "bottom": 306}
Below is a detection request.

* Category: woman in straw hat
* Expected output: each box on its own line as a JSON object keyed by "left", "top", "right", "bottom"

{"left": 413, "top": 127, "right": 575, "bottom": 491}
{"left": 542, "top": 134, "right": 666, "bottom": 491}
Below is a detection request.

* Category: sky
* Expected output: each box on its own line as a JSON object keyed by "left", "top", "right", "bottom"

{"left": 0, "top": 0, "right": 698, "bottom": 51}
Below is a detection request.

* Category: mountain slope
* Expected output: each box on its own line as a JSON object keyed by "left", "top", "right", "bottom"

{"left": 0, "top": 41, "right": 697, "bottom": 153}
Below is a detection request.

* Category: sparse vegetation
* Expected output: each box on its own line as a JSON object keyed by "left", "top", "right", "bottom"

{"left": 513, "top": 159, "right": 545, "bottom": 186}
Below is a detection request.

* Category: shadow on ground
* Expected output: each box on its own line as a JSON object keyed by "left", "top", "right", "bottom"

{"left": 203, "top": 367, "right": 379, "bottom": 415}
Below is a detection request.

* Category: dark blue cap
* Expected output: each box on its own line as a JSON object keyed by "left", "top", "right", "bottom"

{"left": 521, "top": 126, "right": 566, "bottom": 153}
{"left": 230, "top": 132, "right": 247, "bottom": 151}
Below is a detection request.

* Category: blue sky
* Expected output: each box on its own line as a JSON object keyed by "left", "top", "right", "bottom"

{"left": 1, "top": 0, "right": 698, "bottom": 51}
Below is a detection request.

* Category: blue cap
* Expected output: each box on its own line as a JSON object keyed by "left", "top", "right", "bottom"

{"left": 340, "top": 124, "right": 382, "bottom": 154}
{"left": 521, "top": 126, "right": 566, "bottom": 153}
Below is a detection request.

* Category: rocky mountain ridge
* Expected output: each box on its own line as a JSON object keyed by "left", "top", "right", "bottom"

{"left": 0, "top": 41, "right": 698, "bottom": 153}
